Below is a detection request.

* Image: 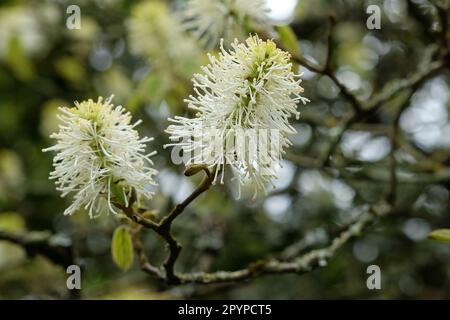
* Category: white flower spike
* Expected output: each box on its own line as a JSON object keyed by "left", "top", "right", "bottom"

{"left": 43, "top": 96, "right": 158, "bottom": 218}
{"left": 182, "top": 0, "right": 270, "bottom": 47}
{"left": 166, "top": 35, "right": 309, "bottom": 199}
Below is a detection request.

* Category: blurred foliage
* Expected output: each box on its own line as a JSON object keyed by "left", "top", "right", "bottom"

{"left": 0, "top": 0, "right": 450, "bottom": 299}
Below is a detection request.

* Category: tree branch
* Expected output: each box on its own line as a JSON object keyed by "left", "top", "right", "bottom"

{"left": 0, "top": 229, "right": 74, "bottom": 268}
{"left": 116, "top": 166, "right": 215, "bottom": 284}
{"left": 118, "top": 10, "right": 450, "bottom": 288}
{"left": 289, "top": 17, "right": 364, "bottom": 114}
{"left": 175, "top": 202, "right": 391, "bottom": 284}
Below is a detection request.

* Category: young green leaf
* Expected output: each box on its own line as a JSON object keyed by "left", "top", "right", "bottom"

{"left": 111, "top": 226, "right": 134, "bottom": 271}
{"left": 276, "top": 25, "right": 301, "bottom": 57}
{"left": 428, "top": 229, "right": 450, "bottom": 243}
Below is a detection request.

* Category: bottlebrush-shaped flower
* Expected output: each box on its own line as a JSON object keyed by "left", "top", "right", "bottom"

{"left": 165, "top": 35, "right": 309, "bottom": 198}
{"left": 43, "top": 96, "right": 157, "bottom": 218}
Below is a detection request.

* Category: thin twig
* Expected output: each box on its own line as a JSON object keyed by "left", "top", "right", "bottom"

{"left": 116, "top": 166, "right": 215, "bottom": 284}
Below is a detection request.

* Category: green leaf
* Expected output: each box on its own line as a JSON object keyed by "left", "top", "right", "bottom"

{"left": 276, "top": 25, "right": 301, "bottom": 57}
{"left": 111, "top": 226, "right": 134, "bottom": 271}
{"left": 5, "top": 36, "right": 34, "bottom": 81}
{"left": 428, "top": 229, "right": 450, "bottom": 242}
{"left": 110, "top": 180, "right": 127, "bottom": 207}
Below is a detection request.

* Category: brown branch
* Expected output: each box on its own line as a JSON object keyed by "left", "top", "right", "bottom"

{"left": 119, "top": 11, "right": 448, "bottom": 288}
{"left": 131, "top": 225, "right": 163, "bottom": 279}
{"left": 117, "top": 167, "right": 391, "bottom": 285}
{"left": 284, "top": 13, "right": 445, "bottom": 170}
{"left": 289, "top": 18, "right": 364, "bottom": 114}
{"left": 268, "top": 15, "right": 364, "bottom": 115}
{"left": 114, "top": 189, "right": 159, "bottom": 230}
{"left": 319, "top": 59, "right": 445, "bottom": 169}
{"left": 116, "top": 166, "right": 215, "bottom": 284}
{"left": 159, "top": 166, "right": 214, "bottom": 227}
{"left": 386, "top": 89, "right": 416, "bottom": 205}
{"left": 0, "top": 229, "right": 74, "bottom": 268}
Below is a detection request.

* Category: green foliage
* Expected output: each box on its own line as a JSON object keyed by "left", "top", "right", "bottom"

{"left": 1, "top": 0, "right": 450, "bottom": 300}
{"left": 276, "top": 25, "right": 301, "bottom": 57}
{"left": 429, "top": 229, "right": 450, "bottom": 243}
{"left": 111, "top": 226, "right": 134, "bottom": 272}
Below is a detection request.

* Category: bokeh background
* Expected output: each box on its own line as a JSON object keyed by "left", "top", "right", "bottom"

{"left": 1, "top": 0, "right": 450, "bottom": 299}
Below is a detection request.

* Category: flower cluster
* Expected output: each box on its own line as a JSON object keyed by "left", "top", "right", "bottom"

{"left": 44, "top": 33, "right": 309, "bottom": 215}
{"left": 181, "top": 0, "right": 270, "bottom": 47}
{"left": 166, "top": 35, "right": 309, "bottom": 198}
{"left": 43, "top": 97, "right": 157, "bottom": 218}
{"left": 128, "top": 1, "right": 200, "bottom": 72}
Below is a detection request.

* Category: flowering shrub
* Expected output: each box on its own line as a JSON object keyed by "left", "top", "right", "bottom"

{"left": 1, "top": 0, "right": 450, "bottom": 300}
